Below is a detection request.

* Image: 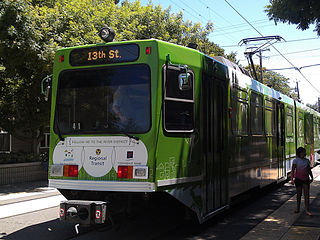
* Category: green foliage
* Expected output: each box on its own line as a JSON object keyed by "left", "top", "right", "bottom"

{"left": 0, "top": 0, "right": 233, "bottom": 152}
{"left": 266, "top": 0, "right": 320, "bottom": 36}
{"left": 263, "top": 70, "right": 297, "bottom": 98}
{"left": 0, "top": 0, "right": 53, "bottom": 143}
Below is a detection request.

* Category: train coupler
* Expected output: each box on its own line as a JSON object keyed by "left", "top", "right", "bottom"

{"left": 60, "top": 200, "right": 108, "bottom": 226}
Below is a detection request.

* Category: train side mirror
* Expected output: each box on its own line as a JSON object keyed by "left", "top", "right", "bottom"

{"left": 178, "top": 73, "right": 192, "bottom": 91}
{"left": 41, "top": 75, "right": 52, "bottom": 101}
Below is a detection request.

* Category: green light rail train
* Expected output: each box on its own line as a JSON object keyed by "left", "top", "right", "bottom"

{"left": 46, "top": 36, "right": 320, "bottom": 225}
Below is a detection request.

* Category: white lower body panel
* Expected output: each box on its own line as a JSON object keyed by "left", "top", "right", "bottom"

{"left": 49, "top": 179, "right": 155, "bottom": 192}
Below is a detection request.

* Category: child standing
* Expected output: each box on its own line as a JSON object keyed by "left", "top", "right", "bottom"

{"left": 291, "top": 147, "right": 314, "bottom": 216}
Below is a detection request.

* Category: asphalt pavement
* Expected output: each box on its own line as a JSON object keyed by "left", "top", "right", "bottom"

{"left": 1, "top": 166, "right": 320, "bottom": 240}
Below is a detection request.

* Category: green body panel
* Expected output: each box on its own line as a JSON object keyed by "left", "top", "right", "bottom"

{"left": 48, "top": 38, "right": 320, "bottom": 223}
{"left": 155, "top": 41, "right": 202, "bottom": 182}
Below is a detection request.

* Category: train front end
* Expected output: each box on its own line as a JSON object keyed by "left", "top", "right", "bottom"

{"left": 48, "top": 39, "right": 159, "bottom": 226}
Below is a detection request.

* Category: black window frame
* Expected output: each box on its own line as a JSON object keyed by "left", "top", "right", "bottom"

{"left": 250, "top": 91, "right": 264, "bottom": 135}
{"left": 265, "top": 98, "right": 276, "bottom": 136}
{"left": 298, "top": 111, "right": 304, "bottom": 137}
{"left": 162, "top": 64, "right": 195, "bottom": 133}
{"left": 286, "top": 106, "right": 294, "bottom": 136}
{"left": 54, "top": 64, "right": 152, "bottom": 135}
{"left": 231, "top": 85, "right": 249, "bottom": 136}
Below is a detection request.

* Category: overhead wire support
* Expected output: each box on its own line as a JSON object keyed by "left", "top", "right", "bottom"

{"left": 221, "top": 37, "right": 320, "bottom": 48}
{"left": 239, "top": 36, "right": 283, "bottom": 82}
{"left": 239, "top": 35, "right": 284, "bottom": 45}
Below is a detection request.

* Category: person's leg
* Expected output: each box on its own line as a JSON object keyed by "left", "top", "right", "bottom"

{"left": 302, "top": 183, "right": 311, "bottom": 215}
{"left": 295, "top": 185, "right": 302, "bottom": 213}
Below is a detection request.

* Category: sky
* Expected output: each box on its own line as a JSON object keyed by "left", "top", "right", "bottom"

{"left": 129, "top": 0, "right": 320, "bottom": 105}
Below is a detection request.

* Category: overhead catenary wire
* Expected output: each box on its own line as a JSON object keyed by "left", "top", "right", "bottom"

{"left": 223, "top": 0, "right": 320, "bottom": 95}
{"left": 195, "top": 0, "right": 275, "bottom": 44}
{"left": 169, "top": 0, "right": 237, "bottom": 43}
{"left": 267, "top": 47, "right": 320, "bottom": 58}
{"left": 169, "top": 0, "right": 204, "bottom": 23}
{"left": 267, "top": 63, "right": 320, "bottom": 71}
{"left": 198, "top": 0, "right": 274, "bottom": 34}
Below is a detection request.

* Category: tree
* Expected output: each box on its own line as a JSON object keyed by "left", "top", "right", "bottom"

{"left": 0, "top": 0, "right": 232, "bottom": 153}
{"left": 265, "top": 0, "right": 320, "bottom": 36}
{"left": 263, "top": 70, "right": 297, "bottom": 98}
{"left": 244, "top": 65, "right": 297, "bottom": 97}
{"left": 0, "top": 0, "right": 55, "bottom": 152}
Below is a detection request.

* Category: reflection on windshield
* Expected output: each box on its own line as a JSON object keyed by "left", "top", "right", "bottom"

{"left": 55, "top": 64, "right": 150, "bottom": 134}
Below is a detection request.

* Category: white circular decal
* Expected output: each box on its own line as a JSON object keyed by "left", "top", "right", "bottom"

{"left": 52, "top": 142, "right": 83, "bottom": 170}
{"left": 83, "top": 147, "right": 113, "bottom": 177}
{"left": 53, "top": 137, "right": 148, "bottom": 178}
{"left": 113, "top": 143, "right": 148, "bottom": 172}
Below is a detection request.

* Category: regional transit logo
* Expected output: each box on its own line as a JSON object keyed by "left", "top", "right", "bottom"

{"left": 96, "top": 149, "right": 101, "bottom": 155}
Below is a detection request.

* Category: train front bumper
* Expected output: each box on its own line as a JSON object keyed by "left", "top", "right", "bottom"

{"left": 60, "top": 200, "right": 107, "bottom": 226}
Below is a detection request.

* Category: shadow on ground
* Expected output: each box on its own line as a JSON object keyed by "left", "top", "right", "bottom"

{"left": 0, "top": 180, "right": 49, "bottom": 195}
{"left": 1, "top": 219, "right": 75, "bottom": 240}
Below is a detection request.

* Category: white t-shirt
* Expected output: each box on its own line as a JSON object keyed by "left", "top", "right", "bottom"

{"left": 292, "top": 157, "right": 310, "bottom": 181}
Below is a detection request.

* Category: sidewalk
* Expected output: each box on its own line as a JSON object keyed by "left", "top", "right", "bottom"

{"left": 0, "top": 180, "right": 54, "bottom": 204}
{"left": 241, "top": 165, "right": 320, "bottom": 240}
{"left": 0, "top": 180, "right": 64, "bottom": 219}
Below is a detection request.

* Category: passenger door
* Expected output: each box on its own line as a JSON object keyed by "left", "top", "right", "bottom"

{"left": 202, "top": 72, "right": 229, "bottom": 216}
{"left": 276, "top": 102, "right": 286, "bottom": 179}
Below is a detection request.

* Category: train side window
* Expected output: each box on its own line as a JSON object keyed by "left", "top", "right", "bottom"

{"left": 250, "top": 91, "right": 264, "bottom": 135}
{"left": 298, "top": 112, "right": 304, "bottom": 137}
{"left": 231, "top": 87, "right": 248, "bottom": 135}
{"left": 163, "top": 65, "right": 194, "bottom": 132}
{"left": 314, "top": 116, "right": 318, "bottom": 139}
{"left": 318, "top": 118, "right": 320, "bottom": 139}
{"left": 305, "top": 114, "right": 311, "bottom": 144}
{"left": 286, "top": 107, "right": 293, "bottom": 136}
{"left": 265, "top": 99, "right": 275, "bottom": 135}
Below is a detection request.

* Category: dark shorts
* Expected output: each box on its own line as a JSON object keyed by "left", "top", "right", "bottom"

{"left": 294, "top": 178, "right": 310, "bottom": 187}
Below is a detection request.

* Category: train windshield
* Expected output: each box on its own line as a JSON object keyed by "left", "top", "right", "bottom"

{"left": 54, "top": 64, "right": 150, "bottom": 134}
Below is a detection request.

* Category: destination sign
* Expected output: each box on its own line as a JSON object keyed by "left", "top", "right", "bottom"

{"left": 69, "top": 44, "right": 139, "bottom": 66}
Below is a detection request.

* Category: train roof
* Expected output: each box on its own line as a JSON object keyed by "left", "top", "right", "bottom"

{"left": 218, "top": 57, "right": 320, "bottom": 117}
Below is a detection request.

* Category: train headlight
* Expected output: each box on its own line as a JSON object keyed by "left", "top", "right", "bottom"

{"left": 98, "top": 26, "right": 115, "bottom": 42}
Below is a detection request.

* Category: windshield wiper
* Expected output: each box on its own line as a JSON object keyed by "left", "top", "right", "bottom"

{"left": 118, "top": 128, "right": 140, "bottom": 141}
{"left": 126, "top": 133, "right": 140, "bottom": 141}
{"left": 55, "top": 120, "right": 65, "bottom": 141}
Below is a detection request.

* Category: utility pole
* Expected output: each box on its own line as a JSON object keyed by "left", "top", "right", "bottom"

{"left": 318, "top": 97, "right": 320, "bottom": 112}
{"left": 296, "top": 81, "right": 300, "bottom": 100}
{"left": 259, "top": 49, "right": 263, "bottom": 83}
